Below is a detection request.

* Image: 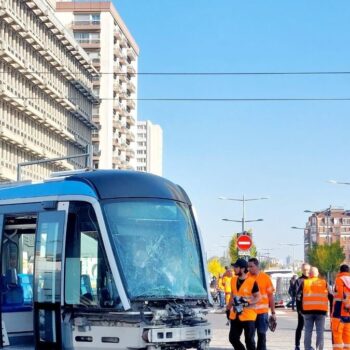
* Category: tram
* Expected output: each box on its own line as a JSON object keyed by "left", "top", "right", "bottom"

{"left": 0, "top": 170, "right": 212, "bottom": 349}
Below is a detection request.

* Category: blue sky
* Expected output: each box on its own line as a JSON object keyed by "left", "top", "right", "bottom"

{"left": 114, "top": 1, "right": 350, "bottom": 261}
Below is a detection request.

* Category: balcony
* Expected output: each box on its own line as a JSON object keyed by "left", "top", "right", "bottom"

{"left": 75, "top": 39, "right": 100, "bottom": 50}
{"left": 113, "top": 80, "right": 120, "bottom": 92}
{"left": 120, "top": 124, "right": 128, "bottom": 134}
{"left": 119, "top": 36, "right": 128, "bottom": 48}
{"left": 127, "top": 65, "right": 136, "bottom": 76}
{"left": 126, "top": 114, "right": 136, "bottom": 126}
{"left": 120, "top": 140, "right": 127, "bottom": 151}
{"left": 114, "top": 65, "right": 127, "bottom": 82}
{"left": 127, "top": 80, "right": 136, "bottom": 93}
{"left": 92, "top": 131, "right": 99, "bottom": 142}
{"left": 113, "top": 100, "right": 123, "bottom": 113}
{"left": 127, "top": 132, "right": 136, "bottom": 142}
{"left": 91, "top": 58, "right": 100, "bottom": 69}
{"left": 118, "top": 55, "right": 127, "bottom": 66}
{"left": 112, "top": 155, "right": 122, "bottom": 165}
{"left": 113, "top": 119, "right": 122, "bottom": 130}
{"left": 126, "top": 99, "right": 136, "bottom": 110}
{"left": 114, "top": 27, "right": 123, "bottom": 40}
{"left": 119, "top": 90, "right": 128, "bottom": 100}
{"left": 92, "top": 115, "right": 100, "bottom": 124}
{"left": 127, "top": 48, "right": 137, "bottom": 61}
{"left": 114, "top": 46, "right": 124, "bottom": 58}
{"left": 71, "top": 20, "right": 101, "bottom": 31}
{"left": 126, "top": 148, "right": 135, "bottom": 157}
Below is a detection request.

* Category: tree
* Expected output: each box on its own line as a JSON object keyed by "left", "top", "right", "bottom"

{"left": 228, "top": 231, "right": 257, "bottom": 263}
{"left": 308, "top": 241, "right": 345, "bottom": 280}
{"left": 207, "top": 257, "right": 225, "bottom": 277}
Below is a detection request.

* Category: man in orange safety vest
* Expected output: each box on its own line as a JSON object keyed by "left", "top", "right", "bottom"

{"left": 332, "top": 264, "right": 350, "bottom": 350}
{"left": 248, "top": 257, "right": 276, "bottom": 350}
{"left": 299, "top": 266, "right": 329, "bottom": 350}
{"left": 223, "top": 266, "right": 233, "bottom": 306}
{"left": 226, "top": 258, "right": 260, "bottom": 350}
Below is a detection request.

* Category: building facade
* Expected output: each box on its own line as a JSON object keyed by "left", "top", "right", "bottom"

{"left": 56, "top": 2, "right": 139, "bottom": 170}
{"left": 136, "top": 120, "right": 163, "bottom": 176}
{"left": 305, "top": 207, "right": 350, "bottom": 263}
{"left": 0, "top": 0, "right": 98, "bottom": 181}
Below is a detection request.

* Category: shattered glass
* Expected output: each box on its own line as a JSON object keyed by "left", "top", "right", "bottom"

{"left": 103, "top": 199, "right": 207, "bottom": 300}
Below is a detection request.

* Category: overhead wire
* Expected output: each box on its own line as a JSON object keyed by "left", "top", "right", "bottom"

{"left": 2, "top": 70, "right": 350, "bottom": 102}
{"left": 5, "top": 97, "right": 350, "bottom": 102}
{"left": 2, "top": 70, "right": 350, "bottom": 75}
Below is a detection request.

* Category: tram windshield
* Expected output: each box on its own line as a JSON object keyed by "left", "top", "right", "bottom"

{"left": 103, "top": 199, "right": 207, "bottom": 300}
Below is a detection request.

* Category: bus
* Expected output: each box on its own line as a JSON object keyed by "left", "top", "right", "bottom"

{"left": 0, "top": 170, "right": 212, "bottom": 350}
{"left": 264, "top": 269, "right": 294, "bottom": 307}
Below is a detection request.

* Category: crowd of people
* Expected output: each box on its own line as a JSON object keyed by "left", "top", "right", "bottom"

{"left": 210, "top": 259, "right": 350, "bottom": 350}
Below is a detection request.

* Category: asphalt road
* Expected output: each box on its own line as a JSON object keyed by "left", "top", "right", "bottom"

{"left": 208, "top": 307, "right": 333, "bottom": 350}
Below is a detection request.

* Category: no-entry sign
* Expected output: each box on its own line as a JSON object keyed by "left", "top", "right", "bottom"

{"left": 237, "top": 235, "right": 252, "bottom": 251}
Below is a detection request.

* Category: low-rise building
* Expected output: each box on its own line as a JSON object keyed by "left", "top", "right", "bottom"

{"left": 305, "top": 207, "right": 350, "bottom": 263}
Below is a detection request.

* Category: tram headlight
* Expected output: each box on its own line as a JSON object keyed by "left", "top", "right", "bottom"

{"left": 142, "top": 329, "right": 150, "bottom": 343}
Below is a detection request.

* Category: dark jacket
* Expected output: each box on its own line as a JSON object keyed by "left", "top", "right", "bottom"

{"left": 295, "top": 274, "right": 308, "bottom": 313}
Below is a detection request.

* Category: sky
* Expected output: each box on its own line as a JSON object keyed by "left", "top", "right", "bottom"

{"left": 113, "top": 0, "right": 350, "bottom": 262}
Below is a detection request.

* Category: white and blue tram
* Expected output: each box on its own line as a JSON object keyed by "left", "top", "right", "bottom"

{"left": 0, "top": 170, "right": 212, "bottom": 350}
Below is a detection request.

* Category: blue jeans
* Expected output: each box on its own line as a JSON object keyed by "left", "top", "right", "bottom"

{"left": 255, "top": 313, "right": 269, "bottom": 350}
{"left": 219, "top": 291, "right": 225, "bottom": 307}
{"left": 291, "top": 296, "right": 296, "bottom": 310}
{"left": 304, "top": 313, "right": 325, "bottom": 350}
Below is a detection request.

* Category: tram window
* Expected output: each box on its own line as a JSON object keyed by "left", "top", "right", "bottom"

{"left": 1, "top": 216, "right": 36, "bottom": 311}
{"left": 65, "top": 202, "right": 121, "bottom": 309}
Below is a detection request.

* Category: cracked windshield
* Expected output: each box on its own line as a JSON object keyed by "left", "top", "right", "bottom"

{"left": 103, "top": 199, "right": 207, "bottom": 299}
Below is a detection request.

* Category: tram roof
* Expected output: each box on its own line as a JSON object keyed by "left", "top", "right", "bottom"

{"left": 0, "top": 170, "right": 191, "bottom": 204}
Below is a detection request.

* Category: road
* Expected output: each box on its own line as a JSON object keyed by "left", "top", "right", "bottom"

{"left": 209, "top": 307, "right": 333, "bottom": 349}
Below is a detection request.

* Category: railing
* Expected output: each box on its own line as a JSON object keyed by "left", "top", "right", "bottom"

{"left": 75, "top": 39, "right": 100, "bottom": 44}
{"left": 72, "top": 20, "right": 101, "bottom": 26}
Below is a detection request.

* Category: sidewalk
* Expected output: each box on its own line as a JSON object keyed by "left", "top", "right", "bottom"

{"left": 209, "top": 308, "right": 333, "bottom": 350}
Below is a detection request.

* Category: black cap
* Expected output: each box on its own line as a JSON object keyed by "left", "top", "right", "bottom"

{"left": 232, "top": 258, "right": 248, "bottom": 269}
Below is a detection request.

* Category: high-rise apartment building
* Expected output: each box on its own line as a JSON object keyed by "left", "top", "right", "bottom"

{"left": 56, "top": 1, "right": 139, "bottom": 170}
{"left": 305, "top": 207, "right": 350, "bottom": 263}
{"left": 136, "top": 120, "right": 163, "bottom": 176}
{"left": 0, "top": 0, "right": 98, "bottom": 181}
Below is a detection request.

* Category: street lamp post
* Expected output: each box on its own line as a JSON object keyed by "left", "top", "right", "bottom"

{"left": 219, "top": 195, "right": 268, "bottom": 233}
{"left": 222, "top": 218, "right": 264, "bottom": 232}
{"left": 291, "top": 226, "right": 310, "bottom": 261}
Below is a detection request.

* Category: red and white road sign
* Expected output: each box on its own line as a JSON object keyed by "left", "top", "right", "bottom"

{"left": 237, "top": 235, "right": 252, "bottom": 251}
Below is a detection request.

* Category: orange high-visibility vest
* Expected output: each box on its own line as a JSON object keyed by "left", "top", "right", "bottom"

{"left": 248, "top": 272, "right": 274, "bottom": 314}
{"left": 332, "top": 272, "right": 350, "bottom": 319}
{"left": 302, "top": 277, "right": 328, "bottom": 312}
{"left": 223, "top": 275, "right": 232, "bottom": 293}
{"left": 218, "top": 277, "right": 224, "bottom": 291}
{"left": 229, "top": 276, "right": 257, "bottom": 321}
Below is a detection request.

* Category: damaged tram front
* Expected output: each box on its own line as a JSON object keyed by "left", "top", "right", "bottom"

{"left": 0, "top": 170, "right": 212, "bottom": 350}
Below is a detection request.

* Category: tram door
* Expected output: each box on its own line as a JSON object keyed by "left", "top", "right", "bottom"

{"left": 33, "top": 211, "right": 66, "bottom": 350}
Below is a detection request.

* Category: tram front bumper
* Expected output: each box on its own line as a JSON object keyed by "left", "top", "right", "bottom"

{"left": 142, "top": 325, "right": 212, "bottom": 344}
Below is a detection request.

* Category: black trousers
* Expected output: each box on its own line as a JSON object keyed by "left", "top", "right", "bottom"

{"left": 295, "top": 311, "right": 304, "bottom": 347}
{"left": 229, "top": 318, "right": 256, "bottom": 350}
